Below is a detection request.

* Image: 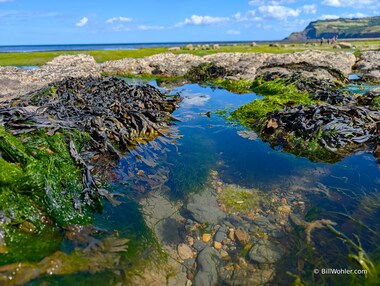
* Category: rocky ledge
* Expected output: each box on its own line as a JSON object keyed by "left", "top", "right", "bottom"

{"left": 357, "top": 51, "right": 380, "bottom": 82}
{"left": 0, "top": 54, "right": 100, "bottom": 103}
{"left": 101, "top": 50, "right": 356, "bottom": 82}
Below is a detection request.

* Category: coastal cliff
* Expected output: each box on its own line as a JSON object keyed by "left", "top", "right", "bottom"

{"left": 285, "top": 16, "right": 380, "bottom": 40}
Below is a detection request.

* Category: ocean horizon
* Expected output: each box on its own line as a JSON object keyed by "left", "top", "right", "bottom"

{"left": 0, "top": 40, "right": 276, "bottom": 53}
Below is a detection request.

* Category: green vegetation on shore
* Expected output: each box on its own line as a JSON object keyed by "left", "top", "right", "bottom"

{"left": 2, "top": 40, "right": 380, "bottom": 66}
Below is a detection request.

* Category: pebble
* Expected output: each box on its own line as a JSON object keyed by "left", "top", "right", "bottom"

{"left": 220, "top": 250, "right": 229, "bottom": 258}
{"left": 280, "top": 198, "right": 287, "bottom": 204}
{"left": 186, "top": 279, "right": 193, "bottom": 286}
{"left": 202, "top": 233, "right": 212, "bottom": 243}
{"left": 235, "top": 229, "right": 249, "bottom": 245}
{"left": 193, "top": 241, "right": 207, "bottom": 251}
{"left": 214, "top": 227, "right": 227, "bottom": 242}
{"left": 228, "top": 229, "right": 235, "bottom": 241}
{"left": 186, "top": 236, "right": 194, "bottom": 246}
{"left": 214, "top": 241, "right": 222, "bottom": 249}
{"left": 177, "top": 243, "right": 193, "bottom": 260}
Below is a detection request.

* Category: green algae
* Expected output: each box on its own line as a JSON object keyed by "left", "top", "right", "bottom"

{"left": 371, "top": 97, "right": 380, "bottom": 107}
{"left": 219, "top": 184, "right": 262, "bottom": 214}
{"left": 231, "top": 78, "right": 316, "bottom": 125}
{"left": 212, "top": 79, "right": 254, "bottom": 94}
{"left": 0, "top": 126, "right": 98, "bottom": 264}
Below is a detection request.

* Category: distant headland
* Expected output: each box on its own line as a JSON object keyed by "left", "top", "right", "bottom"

{"left": 285, "top": 16, "right": 380, "bottom": 41}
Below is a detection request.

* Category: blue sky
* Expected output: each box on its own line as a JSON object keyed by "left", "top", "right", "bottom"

{"left": 0, "top": 0, "right": 379, "bottom": 45}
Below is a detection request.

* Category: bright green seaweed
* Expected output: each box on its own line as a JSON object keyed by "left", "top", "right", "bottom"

{"left": 0, "top": 126, "right": 95, "bottom": 262}
{"left": 230, "top": 78, "right": 317, "bottom": 125}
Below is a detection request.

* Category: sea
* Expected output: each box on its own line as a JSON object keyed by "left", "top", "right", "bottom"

{"left": 0, "top": 41, "right": 259, "bottom": 53}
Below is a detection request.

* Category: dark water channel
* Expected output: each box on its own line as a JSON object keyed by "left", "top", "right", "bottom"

{"left": 29, "top": 80, "right": 380, "bottom": 285}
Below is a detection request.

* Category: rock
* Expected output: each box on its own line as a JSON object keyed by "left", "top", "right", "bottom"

{"left": 168, "top": 47, "right": 181, "bottom": 51}
{"left": 100, "top": 50, "right": 356, "bottom": 84}
{"left": 269, "top": 43, "right": 280, "bottom": 47}
{"left": 375, "top": 145, "right": 380, "bottom": 159}
{"left": 186, "top": 44, "right": 194, "bottom": 50}
{"left": 251, "top": 42, "right": 257, "bottom": 47}
{"left": 186, "top": 236, "right": 195, "bottom": 246}
{"left": 187, "top": 203, "right": 226, "bottom": 225}
{"left": 235, "top": 229, "right": 249, "bottom": 245}
{"left": 194, "top": 247, "right": 221, "bottom": 286}
{"left": 186, "top": 191, "right": 226, "bottom": 224}
{"left": 178, "top": 243, "right": 193, "bottom": 260}
{"left": 220, "top": 250, "right": 229, "bottom": 258}
{"left": 252, "top": 216, "right": 271, "bottom": 228}
{"left": 228, "top": 229, "right": 235, "bottom": 241}
{"left": 202, "top": 233, "right": 212, "bottom": 243}
{"left": 277, "top": 205, "right": 292, "bottom": 215}
{"left": 357, "top": 51, "right": 380, "bottom": 82}
{"left": 248, "top": 239, "right": 282, "bottom": 264}
{"left": 270, "top": 229, "right": 285, "bottom": 238}
{"left": 0, "top": 54, "right": 101, "bottom": 103}
{"left": 213, "top": 44, "right": 220, "bottom": 50}
{"left": 214, "top": 227, "right": 227, "bottom": 242}
{"left": 213, "top": 241, "right": 222, "bottom": 249}
{"left": 193, "top": 240, "right": 208, "bottom": 251}
{"left": 337, "top": 42, "right": 353, "bottom": 49}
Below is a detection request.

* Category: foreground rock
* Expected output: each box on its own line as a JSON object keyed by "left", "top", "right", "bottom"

{"left": 101, "top": 50, "right": 356, "bottom": 82}
{"left": 357, "top": 51, "right": 380, "bottom": 82}
{"left": 0, "top": 54, "right": 100, "bottom": 103}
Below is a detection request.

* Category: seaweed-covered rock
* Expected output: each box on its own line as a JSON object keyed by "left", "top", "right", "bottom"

{"left": 0, "top": 76, "right": 180, "bottom": 257}
{"left": 2, "top": 76, "right": 179, "bottom": 155}
{"left": 262, "top": 104, "right": 380, "bottom": 160}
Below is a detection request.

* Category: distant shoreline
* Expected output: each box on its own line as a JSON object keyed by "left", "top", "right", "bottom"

{"left": 1, "top": 38, "right": 380, "bottom": 53}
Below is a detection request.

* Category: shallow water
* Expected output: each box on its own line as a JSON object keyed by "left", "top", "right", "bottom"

{"left": 17, "top": 81, "right": 380, "bottom": 285}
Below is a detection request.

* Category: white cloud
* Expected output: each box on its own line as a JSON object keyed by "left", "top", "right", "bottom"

{"left": 76, "top": 17, "right": 88, "bottom": 27}
{"left": 105, "top": 16, "right": 132, "bottom": 24}
{"left": 322, "top": 0, "right": 375, "bottom": 8}
{"left": 110, "top": 24, "right": 131, "bottom": 32}
{"left": 346, "top": 12, "right": 367, "bottom": 18}
{"left": 303, "top": 4, "right": 317, "bottom": 14}
{"left": 176, "top": 15, "right": 230, "bottom": 27}
{"left": 249, "top": 0, "right": 295, "bottom": 5}
{"left": 258, "top": 5, "right": 301, "bottom": 20}
{"left": 318, "top": 14, "right": 339, "bottom": 20}
{"left": 226, "top": 29, "right": 241, "bottom": 35}
{"left": 138, "top": 25, "right": 165, "bottom": 30}
{"left": 233, "top": 12, "right": 248, "bottom": 21}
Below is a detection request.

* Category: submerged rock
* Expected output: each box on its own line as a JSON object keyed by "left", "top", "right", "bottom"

{"left": 186, "top": 191, "right": 226, "bottom": 224}
{"left": 194, "top": 247, "right": 221, "bottom": 286}
{"left": 248, "top": 239, "right": 282, "bottom": 264}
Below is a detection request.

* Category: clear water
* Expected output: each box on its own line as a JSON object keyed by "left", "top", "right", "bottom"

{"left": 22, "top": 81, "right": 380, "bottom": 285}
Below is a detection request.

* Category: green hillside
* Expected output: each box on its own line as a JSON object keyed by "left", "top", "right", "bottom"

{"left": 286, "top": 16, "right": 380, "bottom": 40}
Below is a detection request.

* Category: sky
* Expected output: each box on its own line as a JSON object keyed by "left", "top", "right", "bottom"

{"left": 0, "top": 0, "right": 379, "bottom": 45}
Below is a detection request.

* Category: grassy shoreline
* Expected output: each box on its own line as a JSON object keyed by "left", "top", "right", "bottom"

{"left": 1, "top": 40, "right": 380, "bottom": 67}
